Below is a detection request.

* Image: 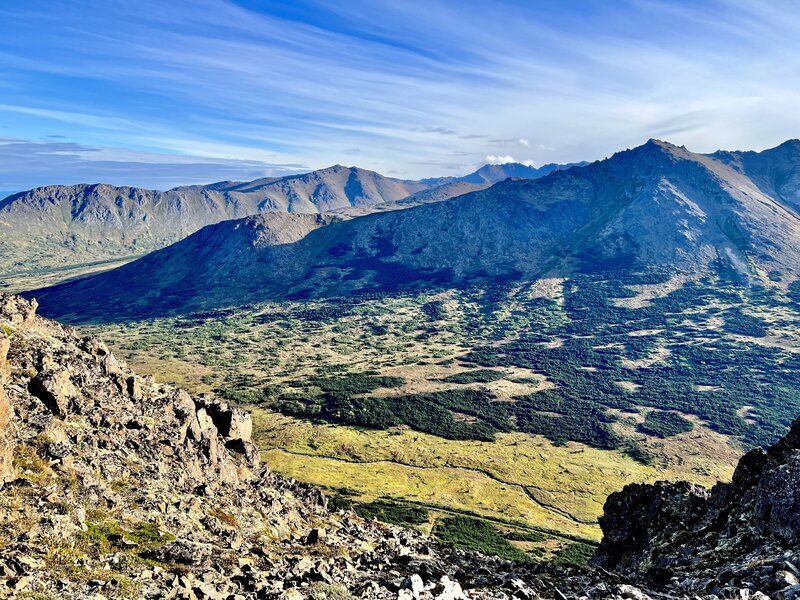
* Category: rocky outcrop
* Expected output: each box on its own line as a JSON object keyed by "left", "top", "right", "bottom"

{"left": 596, "top": 416, "right": 800, "bottom": 597}
{"left": 0, "top": 294, "right": 37, "bottom": 326}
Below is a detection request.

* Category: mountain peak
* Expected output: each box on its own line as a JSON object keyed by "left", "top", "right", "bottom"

{"left": 645, "top": 137, "right": 675, "bottom": 147}
{"left": 643, "top": 138, "right": 686, "bottom": 153}
{"left": 774, "top": 138, "right": 800, "bottom": 153}
{"left": 315, "top": 164, "right": 348, "bottom": 173}
{"left": 613, "top": 138, "right": 690, "bottom": 163}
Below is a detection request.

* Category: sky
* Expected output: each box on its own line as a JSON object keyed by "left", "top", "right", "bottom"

{"left": 0, "top": 0, "right": 798, "bottom": 191}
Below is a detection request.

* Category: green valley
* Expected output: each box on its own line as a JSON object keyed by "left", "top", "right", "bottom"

{"left": 82, "top": 271, "right": 797, "bottom": 559}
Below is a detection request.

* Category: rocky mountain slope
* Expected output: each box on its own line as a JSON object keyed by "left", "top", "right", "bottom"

{"left": 712, "top": 139, "right": 800, "bottom": 214}
{"left": 3, "top": 293, "right": 800, "bottom": 598}
{"left": 0, "top": 166, "right": 424, "bottom": 291}
{"left": 597, "top": 415, "right": 800, "bottom": 598}
{"left": 31, "top": 139, "right": 800, "bottom": 322}
{"left": 0, "top": 162, "right": 577, "bottom": 293}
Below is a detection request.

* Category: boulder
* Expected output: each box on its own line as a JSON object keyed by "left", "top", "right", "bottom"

{"left": 197, "top": 398, "right": 253, "bottom": 443}
{"left": 754, "top": 453, "right": 800, "bottom": 543}
{"left": 0, "top": 294, "right": 37, "bottom": 326}
{"left": 28, "top": 367, "right": 77, "bottom": 418}
{"left": 595, "top": 480, "right": 709, "bottom": 573}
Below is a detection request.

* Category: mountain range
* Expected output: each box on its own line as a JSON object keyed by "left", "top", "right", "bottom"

{"left": 0, "top": 161, "right": 576, "bottom": 291}
{"left": 26, "top": 138, "right": 800, "bottom": 322}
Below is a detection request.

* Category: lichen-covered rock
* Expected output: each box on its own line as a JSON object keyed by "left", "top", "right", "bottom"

{"left": 0, "top": 294, "right": 37, "bottom": 326}
{"left": 28, "top": 367, "right": 78, "bottom": 417}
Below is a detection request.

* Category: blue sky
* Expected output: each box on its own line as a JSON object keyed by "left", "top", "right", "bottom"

{"left": 0, "top": 0, "right": 798, "bottom": 191}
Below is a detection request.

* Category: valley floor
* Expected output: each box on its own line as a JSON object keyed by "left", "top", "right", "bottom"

{"left": 77, "top": 273, "right": 798, "bottom": 560}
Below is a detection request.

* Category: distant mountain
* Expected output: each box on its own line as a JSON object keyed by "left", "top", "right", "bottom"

{"left": 0, "top": 161, "right": 581, "bottom": 291}
{"left": 399, "top": 181, "right": 492, "bottom": 205}
{"left": 399, "top": 162, "right": 589, "bottom": 207}
{"left": 214, "top": 165, "right": 428, "bottom": 212}
{"left": 0, "top": 166, "right": 424, "bottom": 291}
{"left": 422, "top": 161, "right": 588, "bottom": 187}
{"left": 30, "top": 139, "right": 800, "bottom": 322}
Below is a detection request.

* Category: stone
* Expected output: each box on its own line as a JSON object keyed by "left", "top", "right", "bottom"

{"left": 0, "top": 294, "right": 37, "bottom": 326}
{"left": 305, "top": 527, "right": 326, "bottom": 545}
{"left": 779, "top": 585, "right": 800, "bottom": 600}
{"left": 784, "top": 562, "right": 800, "bottom": 578}
{"left": 616, "top": 584, "right": 653, "bottom": 600}
{"left": 403, "top": 574, "right": 425, "bottom": 598}
{"left": 777, "top": 571, "right": 800, "bottom": 588}
{"left": 28, "top": 367, "right": 77, "bottom": 418}
{"left": 509, "top": 579, "right": 536, "bottom": 599}
{"left": 7, "top": 576, "right": 30, "bottom": 590}
{"left": 126, "top": 376, "right": 142, "bottom": 402}
{"left": 433, "top": 575, "right": 464, "bottom": 600}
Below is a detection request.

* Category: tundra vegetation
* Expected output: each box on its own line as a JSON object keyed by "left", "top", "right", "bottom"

{"left": 88, "top": 271, "right": 800, "bottom": 559}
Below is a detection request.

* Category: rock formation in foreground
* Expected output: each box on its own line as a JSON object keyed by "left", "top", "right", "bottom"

{"left": 597, "top": 418, "right": 800, "bottom": 597}
{"left": 2, "top": 291, "right": 800, "bottom": 599}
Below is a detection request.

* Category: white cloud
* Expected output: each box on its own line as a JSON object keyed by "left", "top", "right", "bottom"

{"left": 484, "top": 155, "right": 517, "bottom": 165}
{"left": 518, "top": 138, "right": 530, "bottom": 147}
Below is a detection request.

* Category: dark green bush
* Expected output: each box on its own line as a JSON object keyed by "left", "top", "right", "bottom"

{"left": 638, "top": 411, "right": 694, "bottom": 438}
{"left": 354, "top": 499, "right": 428, "bottom": 526}
{"left": 433, "top": 516, "right": 528, "bottom": 562}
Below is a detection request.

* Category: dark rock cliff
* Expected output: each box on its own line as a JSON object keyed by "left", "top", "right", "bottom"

{"left": 596, "top": 416, "right": 800, "bottom": 597}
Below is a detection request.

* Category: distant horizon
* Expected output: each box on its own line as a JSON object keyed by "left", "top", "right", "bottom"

{"left": 1, "top": 155, "right": 588, "bottom": 195}
{"left": 3, "top": 136, "right": 800, "bottom": 195}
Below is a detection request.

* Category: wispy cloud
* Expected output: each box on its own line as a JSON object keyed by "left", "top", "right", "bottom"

{"left": 0, "top": 0, "right": 798, "bottom": 188}
{"left": 0, "top": 138, "right": 307, "bottom": 190}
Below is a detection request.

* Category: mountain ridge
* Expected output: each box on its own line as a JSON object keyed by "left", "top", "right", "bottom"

{"left": 28, "top": 138, "right": 800, "bottom": 322}
{"left": 0, "top": 161, "right": 581, "bottom": 292}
